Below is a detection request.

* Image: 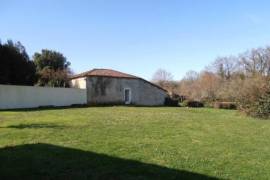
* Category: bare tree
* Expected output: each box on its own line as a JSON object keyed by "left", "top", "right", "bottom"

{"left": 183, "top": 70, "right": 199, "bottom": 82}
{"left": 152, "top": 69, "right": 173, "bottom": 83}
{"left": 179, "top": 71, "right": 221, "bottom": 101}
{"left": 198, "top": 71, "right": 221, "bottom": 101}
{"left": 239, "top": 48, "right": 270, "bottom": 77}
{"left": 178, "top": 71, "right": 200, "bottom": 100}
{"left": 152, "top": 69, "right": 175, "bottom": 93}
{"left": 209, "top": 56, "right": 238, "bottom": 80}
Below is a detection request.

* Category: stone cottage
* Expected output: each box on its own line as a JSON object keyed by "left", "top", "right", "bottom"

{"left": 70, "top": 69, "right": 168, "bottom": 106}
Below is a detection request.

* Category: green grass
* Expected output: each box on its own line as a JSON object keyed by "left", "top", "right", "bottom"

{"left": 0, "top": 107, "right": 270, "bottom": 179}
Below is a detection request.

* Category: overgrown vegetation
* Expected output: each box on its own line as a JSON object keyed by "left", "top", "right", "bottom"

{"left": 153, "top": 47, "right": 270, "bottom": 118}
{"left": 213, "top": 102, "right": 237, "bottom": 110}
{"left": 182, "top": 100, "right": 204, "bottom": 108}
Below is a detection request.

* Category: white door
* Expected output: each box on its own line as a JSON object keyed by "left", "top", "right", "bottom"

{"left": 124, "top": 88, "right": 131, "bottom": 104}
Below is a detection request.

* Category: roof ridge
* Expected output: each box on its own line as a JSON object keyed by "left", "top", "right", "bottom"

{"left": 93, "top": 68, "right": 138, "bottom": 77}
{"left": 71, "top": 68, "right": 137, "bottom": 78}
{"left": 93, "top": 68, "right": 129, "bottom": 72}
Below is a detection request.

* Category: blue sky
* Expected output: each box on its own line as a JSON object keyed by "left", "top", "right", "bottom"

{"left": 1, "top": 0, "right": 270, "bottom": 80}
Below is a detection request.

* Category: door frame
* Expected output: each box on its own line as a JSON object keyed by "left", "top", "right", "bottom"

{"left": 124, "top": 88, "right": 131, "bottom": 104}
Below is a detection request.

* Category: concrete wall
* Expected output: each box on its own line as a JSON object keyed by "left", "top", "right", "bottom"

{"left": 86, "top": 77, "right": 168, "bottom": 106}
{"left": 70, "top": 77, "right": 87, "bottom": 89}
{"left": 0, "top": 85, "right": 87, "bottom": 109}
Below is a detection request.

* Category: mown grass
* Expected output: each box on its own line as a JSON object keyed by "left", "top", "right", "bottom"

{"left": 0, "top": 107, "right": 270, "bottom": 179}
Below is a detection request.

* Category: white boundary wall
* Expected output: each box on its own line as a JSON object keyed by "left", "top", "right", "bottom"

{"left": 0, "top": 85, "right": 87, "bottom": 109}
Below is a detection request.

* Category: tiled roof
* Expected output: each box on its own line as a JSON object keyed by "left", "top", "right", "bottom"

{"left": 70, "top": 69, "right": 138, "bottom": 79}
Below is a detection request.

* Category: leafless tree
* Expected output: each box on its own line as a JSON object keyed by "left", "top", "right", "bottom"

{"left": 152, "top": 69, "right": 173, "bottom": 83}
{"left": 239, "top": 47, "right": 270, "bottom": 77}
{"left": 183, "top": 70, "right": 199, "bottom": 82}
{"left": 152, "top": 69, "right": 178, "bottom": 94}
{"left": 208, "top": 56, "right": 238, "bottom": 80}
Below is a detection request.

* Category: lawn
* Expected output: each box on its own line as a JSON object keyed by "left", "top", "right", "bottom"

{"left": 0, "top": 107, "right": 270, "bottom": 179}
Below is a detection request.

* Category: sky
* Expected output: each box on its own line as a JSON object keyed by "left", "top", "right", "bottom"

{"left": 1, "top": 0, "right": 270, "bottom": 80}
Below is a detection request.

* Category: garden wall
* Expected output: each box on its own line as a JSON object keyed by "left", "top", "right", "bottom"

{"left": 0, "top": 85, "right": 87, "bottom": 109}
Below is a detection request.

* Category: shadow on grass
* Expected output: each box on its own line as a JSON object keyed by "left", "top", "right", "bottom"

{"left": 0, "top": 123, "right": 66, "bottom": 129}
{"left": 0, "top": 104, "right": 90, "bottom": 112}
{"left": 0, "top": 143, "right": 219, "bottom": 180}
{"left": 0, "top": 105, "right": 179, "bottom": 112}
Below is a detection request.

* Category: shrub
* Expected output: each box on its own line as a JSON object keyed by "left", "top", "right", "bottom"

{"left": 235, "top": 76, "right": 270, "bottom": 118}
{"left": 182, "top": 100, "right": 204, "bottom": 108}
{"left": 214, "top": 102, "right": 237, "bottom": 110}
{"left": 202, "top": 101, "right": 214, "bottom": 108}
{"left": 252, "top": 89, "right": 270, "bottom": 118}
{"left": 164, "top": 97, "right": 179, "bottom": 107}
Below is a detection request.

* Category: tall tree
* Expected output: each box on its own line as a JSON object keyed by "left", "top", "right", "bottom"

{"left": 209, "top": 56, "right": 237, "bottom": 80}
{"left": 33, "top": 49, "right": 71, "bottom": 87}
{"left": 240, "top": 48, "right": 270, "bottom": 77}
{"left": 0, "top": 40, "right": 36, "bottom": 85}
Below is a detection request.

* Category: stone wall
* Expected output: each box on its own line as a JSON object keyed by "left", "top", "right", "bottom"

{"left": 86, "top": 77, "right": 167, "bottom": 106}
